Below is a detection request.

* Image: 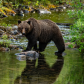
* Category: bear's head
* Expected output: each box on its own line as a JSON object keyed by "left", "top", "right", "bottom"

{"left": 18, "top": 20, "right": 33, "bottom": 35}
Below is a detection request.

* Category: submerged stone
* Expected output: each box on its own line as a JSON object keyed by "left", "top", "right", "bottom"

{"left": 15, "top": 51, "right": 39, "bottom": 61}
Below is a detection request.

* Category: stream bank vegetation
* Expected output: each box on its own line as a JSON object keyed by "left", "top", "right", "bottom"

{"left": 67, "top": 0, "right": 84, "bottom": 53}
{"left": 0, "top": 0, "right": 74, "bottom": 17}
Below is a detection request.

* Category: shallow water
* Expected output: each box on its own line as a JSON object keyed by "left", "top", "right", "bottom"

{"left": 0, "top": 45, "right": 84, "bottom": 84}
{"left": 0, "top": 11, "right": 73, "bottom": 24}
{"left": 0, "top": 10, "right": 84, "bottom": 84}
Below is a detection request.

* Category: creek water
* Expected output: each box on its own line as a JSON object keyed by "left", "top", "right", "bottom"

{"left": 0, "top": 10, "right": 73, "bottom": 24}
{"left": 0, "top": 11, "right": 84, "bottom": 84}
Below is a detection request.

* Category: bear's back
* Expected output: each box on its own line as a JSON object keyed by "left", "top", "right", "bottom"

{"left": 37, "top": 19, "right": 59, "bottom": 42}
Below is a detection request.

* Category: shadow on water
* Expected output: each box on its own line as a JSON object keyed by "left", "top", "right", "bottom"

{"left": 14, "top": 53, "right": 64, "bottom": 84}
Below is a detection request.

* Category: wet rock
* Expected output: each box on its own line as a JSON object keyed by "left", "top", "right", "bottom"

{"left": 0, "top": 47, "right": 10, "bottom": 51}
{"left": 57, "top": 6, "right": 65, "bottom": 9}
{"left": 14, "top": 9, "right": 24, "bottom": 16}
{"left": 56, "top": 8, "right": 63, "bottom": 12}
{"left": 12, "top": 25, "right": 18, "bottom": 30}
{"left": 17, "top": 12, "right": 24, "bottom": 16}
{"left": 9, "top": 45, "right": 23, "bottom": 50}
{"left": 23, "top": 9, "right": 29, "bottom": 13}
{"left": 18, "top": 4, "right": 24, "bottom": 9}
{"left": 0, "top": 29, "right": 4, "bottom": 35}
{"left": 16, "top": 54, "right": 26, "bottom": 61}
{"left": 10, "top": 13, "right": 15, "bottom": 16}
{"left": 56, "top": 23, "right": 73, "bottom": 26}
{"left": 1, "top": 25, "right": 19, "bottom": 36}
{"left": 28, "top": 6, "right": 35, "bottom": 13}
{"left": 16, "top": 33, "right": 23, "bottom": 38}
{"left": 3, "top": 14, "right": 8, "bottom": 17}
{"left": 10, "top": 38, "right": 16, "bottom": 42}
{"left": 15, "top": 51, "right": 39, "bottom": 61}
{"left": 8, "top": 35, "right": 13, "bottom": 39}
{"left": 14, "top": 4, "right": 29, "bottom": 16}
{"left": 0, "top": 14, "right": 7, "bottom": 18}
{"left": 35, "top": 9, "right": 51, "bottom": 14}
{"left": 50, "top": 8, "right": 56, "bottom": 11}
{"left": 64, "top": 4, "right": 72, "bottom": 8}
{"left": 10, "top": 30, "right": 18, "bottom": 35}
{"left": 56, "top": 6, "right": 66, "bottom": 12}
{"left": 30, "top": 8, "right": 35, "bottom": 13}
{"left": 0, "top": 26, "right": 7, "bottom": 31}
{"left": 24, "top": 5, "right": 29, "bottom": 9}
{"left": 16, "top": 46, "right": 23, "bottom": 49}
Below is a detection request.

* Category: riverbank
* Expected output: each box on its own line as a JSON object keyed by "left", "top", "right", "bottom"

{"left": 0, "top": 1, "right": 72, "bottom": 18}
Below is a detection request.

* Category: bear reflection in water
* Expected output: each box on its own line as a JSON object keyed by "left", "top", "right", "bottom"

{"left": 14, "top": 54, "right": 64, "bottom": 84}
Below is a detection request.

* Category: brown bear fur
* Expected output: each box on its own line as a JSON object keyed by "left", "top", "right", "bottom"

{"left": 18, "top": 18, "right": 65, "bottom": 55}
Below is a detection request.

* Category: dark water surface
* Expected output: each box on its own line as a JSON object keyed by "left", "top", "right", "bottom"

{"left": 0, "top": 11, "right": 84, "bottom": 84}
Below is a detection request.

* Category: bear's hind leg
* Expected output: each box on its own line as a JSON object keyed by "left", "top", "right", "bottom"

{"left": 53, "top": 37, "right": 65, "bottom": 56}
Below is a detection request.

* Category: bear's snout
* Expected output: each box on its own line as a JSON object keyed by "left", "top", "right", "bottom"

{"left": 22, "top": 33, "right": 25, "bottom": 35}
{"left": 22, "top": 28, "right": 26, "bottom": 35}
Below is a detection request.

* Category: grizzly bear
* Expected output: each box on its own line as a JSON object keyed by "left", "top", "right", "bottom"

{"left": 18, "top": 18, "right": 65, "bottom": 55}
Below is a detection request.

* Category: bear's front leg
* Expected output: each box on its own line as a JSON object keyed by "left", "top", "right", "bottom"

{"left": 33, "top": 42, "right": 38, "bottom": 50}
{"left": 39, "top": 42, "right": 47, "bottom": 52}
{"left": 24, "top": 40, "right": 37, "bottom": 51}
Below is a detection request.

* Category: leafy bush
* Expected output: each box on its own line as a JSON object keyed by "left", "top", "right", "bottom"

{"left": 67, "top": 4, "right": 84, "bottom": 52}
{"left": 68, "top": 43, "right": 74, "bottom": 48}
{"left": 0, "top": 34, "right": 11, "bottom": 47}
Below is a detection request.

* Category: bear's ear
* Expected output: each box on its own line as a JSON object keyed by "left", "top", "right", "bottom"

{"left": 18, "top": 20, "right": 21, "bottom": 24}
{"left": 27, "top": 21, "right": 31, "bottom": 25}
{"left": 27, "top": 20, "right": 33, "bottom": 29}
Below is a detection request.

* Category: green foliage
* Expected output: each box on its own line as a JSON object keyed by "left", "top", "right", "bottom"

{"left": 76, "top": 34, "right": 84, "bottom": 52}
{"left": 0, "top": 22, "right": 12, "bottom": 48}
{"left": 2, "top": 34, "right": 8, "bottom": 39}
{"left": 55, "top": 1, "right": 60, "bottom": 4}
{"left": 68, "top": 43, "right": 74, "bottom": 48}
{"left": 67, "top": 1, "right": 84, "bottom": 52}
{"left": 35, "top": 1, "right": 39, "bottom": 6}
{"left": 0, "top": 22, "right": 7, "bottom": 27}
{"left": 67, "top": 10, "right": 84, "bottom": 21}
{"left": 0, "top": 0, "right": 2, "bottom": 7}
{"left": 0, "top": 22, "right": 11, "bottom": 27}
{"left": 28, "top": 1, "right": 31, "bottom": 5}
{"left": 38, "top": 0, "right": 50, "bottom": 6}
{"left": 70, "top": 0, "right": 82, "bottom": 9}
{"left": 54, "top": 0, "right": 63, "bottom": 5}
{"left": 0, "top": 34, "right": 11, "bottom": 47}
